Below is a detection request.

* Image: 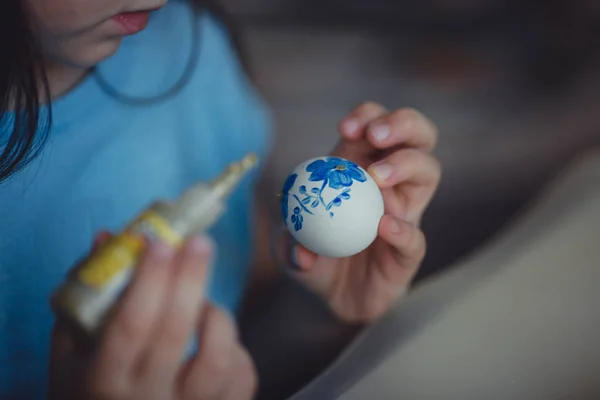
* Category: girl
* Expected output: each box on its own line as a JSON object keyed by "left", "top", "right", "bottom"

{"left": 0, "top": 0, "right": 441, "bottom": 398}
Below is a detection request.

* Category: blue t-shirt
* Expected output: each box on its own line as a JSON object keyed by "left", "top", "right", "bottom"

{"left": 0, "top": 1, "right": 272, "bottom": 397}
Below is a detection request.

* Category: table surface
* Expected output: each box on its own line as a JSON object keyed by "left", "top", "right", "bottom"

{"left": 291, "top": 150, "right": 600, "bottom": 400}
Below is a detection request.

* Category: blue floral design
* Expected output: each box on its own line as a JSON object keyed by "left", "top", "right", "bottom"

{"left": 280, "top": 173, "right": 297, "bottom": 223}
{"left": 290, "top": 207, "right": 303, "bottom": 231}
{"left": 306, "top": 157, "right": 367, "bottom": 189}
{"left": 281, "top": 173, "right": 314, "bottom": 231}
{"left": 281, "top": 157, "right": 368, "bottom": 232}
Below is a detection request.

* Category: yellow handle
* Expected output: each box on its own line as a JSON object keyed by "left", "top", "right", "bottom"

{"left": 76, "top": 211, "right": 183, "bottom": 288}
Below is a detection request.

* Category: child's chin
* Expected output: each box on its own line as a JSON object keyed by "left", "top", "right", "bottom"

{"left": 66, "top": 38, "right": 122, "bottom": 69}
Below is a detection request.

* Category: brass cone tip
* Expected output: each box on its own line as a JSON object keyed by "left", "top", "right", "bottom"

{"left": 224, "top": 153, "right": 259, "bottom": 177}
{"left": 240, "top": 153, "right": 258, "bottom": 171}
{"left": 209, "top": 153, "right": 260, "bottom": 197}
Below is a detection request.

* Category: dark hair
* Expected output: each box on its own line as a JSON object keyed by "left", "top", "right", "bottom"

{"left": 0, "top": 0, "right": 246, "bottom": 182}
{"left": 0, "top": 1, "right": 52, "bottom": 182}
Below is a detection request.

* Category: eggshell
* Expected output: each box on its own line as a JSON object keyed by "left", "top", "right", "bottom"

{"left": 280, "top": 156, "right": 385, "bottom": 258}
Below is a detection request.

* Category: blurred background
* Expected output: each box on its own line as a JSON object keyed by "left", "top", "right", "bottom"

{"left": 218, "top": 1, "right": 600, "bottom": 398}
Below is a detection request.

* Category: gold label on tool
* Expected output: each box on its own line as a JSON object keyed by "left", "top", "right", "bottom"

{"left": 76, "top": 211, "right": 182, "bottom": 288}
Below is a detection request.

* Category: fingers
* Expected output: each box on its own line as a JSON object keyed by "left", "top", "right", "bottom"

{"left": 368, "top": 148, "right": 441, "bottom": 223}
{"left": 368, "top": 148, "right": 442, "bottom": 189}
{"left": 87, "top": 236, "right": 222, "bottom": 399}
{"left": 339, "top": 102, "right": 388, "bottom": 140}
{"left": 221, "top": 346, "right": 258, "bottom": 400}
{"left": 138, "top": 236, "right": 213, "bottom": 384}
{"left": 340, "top": 104, "right": 438, "bottom": 151}
{"left": 366, "top": 108, "right": 438, "bottom": 151}
{"left": 93, "top": 240, "right": 176, "bottom": 390}
{"left": 376, "top": 215, "right": 426, "bottom": 284}
{"left": 181, "top": 304, "right": 256, "bottom": 399}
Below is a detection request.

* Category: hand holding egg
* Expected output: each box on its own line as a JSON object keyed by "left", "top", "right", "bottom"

{"left": 279, "top": 103, "right": 441, "bottom": 323}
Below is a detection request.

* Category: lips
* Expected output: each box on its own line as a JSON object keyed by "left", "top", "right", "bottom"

{"left": 112, "top": 11, "right": 152, "bottom": 35}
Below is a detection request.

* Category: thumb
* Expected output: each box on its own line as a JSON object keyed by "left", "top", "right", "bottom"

{"left": 289, "top": 242, "right": 318, "bottom": 272}
{"left": 288, "top": 242, "right": 348, "bottom": 300}
{"left": 283, "top": 234, "right": 348, "bottom": 299}
{"left": 274, "top": 228, "right": 318, "bottom": 272}
{"left": 274, "top": 226, "right": 341, "bottom": 298}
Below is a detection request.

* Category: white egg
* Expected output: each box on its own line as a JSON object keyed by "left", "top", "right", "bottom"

{"left": 280, "top": 156, "right": 385, "bottom": 258}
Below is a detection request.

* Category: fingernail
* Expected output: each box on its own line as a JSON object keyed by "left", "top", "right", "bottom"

{"left": 187, "top": 235, "right": 212, "bottom": 255}
{"left": 150, "top": 240, "right": 174, "bottom": 259}
{"left": 343, "top": 119, "right": 360, "bottom": 137}
{"left": 370, "top": 163, "right": 392, "bottom": 181}
{"left": 92, "top": 231, "right": 109, "bottom": 247}
{"left": 370, "top": 124, "right": 390, "bottom": 142}
{"left": 95, "top": 230, "right": 109, "bottom": 240}
{"left": 390, "top": 218, "right": 402, "bottom": 234}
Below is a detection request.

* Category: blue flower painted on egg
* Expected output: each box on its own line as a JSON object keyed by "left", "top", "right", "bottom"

{"left": 280, "top": 173, "right": 298, "bottom": 223}
{"left": 291, "top": 207, "right": 303, "bottom": 231}
{"left": 281, "top": 157, "right": 369, "bottom": 233}
{"left": 306, "top": 157, "right": 367, "bottom": 189}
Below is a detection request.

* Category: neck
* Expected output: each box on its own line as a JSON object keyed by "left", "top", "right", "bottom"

{"left": 43, "top": 59, "right": 90, "bottom": 100}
